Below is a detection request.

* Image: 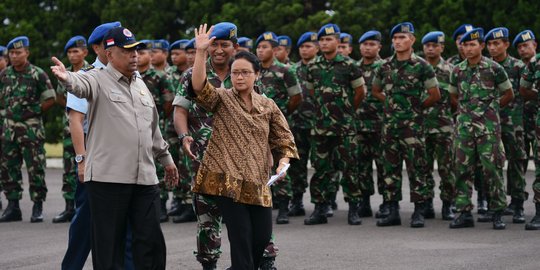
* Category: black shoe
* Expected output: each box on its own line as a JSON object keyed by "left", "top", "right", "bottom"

{"left": 411, "top": 202, "right": 425, "bottom": 228}
{"left": 272, "top": 197, "right": 279, "bottom": 210}
{"left": 288, "top": 193, "right": 305, "bottom": 217}
{"left": 159, "top": 199, "right": 169, "bottom": 223}
{"left": 503, "top": 201, "right": 515, "bottom": 216}
{"left": 331, "top": 200, "right": 338, "bottom": 211}
{"left": 477, "top": 199, "right": 488, "bottom": 215}
{"left": 477, "top": 210, "right": 494, "bottom": 223}
{"left": 30, "top": 201, "right": 43, "bottom": 223}
{"left": 52, "top": 199, "right": 75, "bottom": 223}
{"left": 201, "top": 261, "right": 216, "bottom": 270}
{"left": 259, "top": 257, "right": 277, "bottom": 270}
{"left": 357, "top": 195, "right": 373, "bottom": 217}
{"left": 376, "top": 201, "right": 401, "bottom": 227}
{"left": 348, "top": 202, "right": 362, "bottom": 225}
{"left": 173, "top": 204, "right": 197, "bottom": 223}
{"left": 167, "top": 198, "right": 183, "bottom": 216}
{"left": 323, "top": 203, "right": 334, "bottom": 217}
{"left": 441, "top": 200, "right": 455, "bottom": 221}
{"left": 525, "top": 203, "right": 540, "bottom": 230}
{"left": 449, "top": 211, "right": 474, "bottom": 228}
{"left": 375, "top": 201, "right": 390, "bottom": 218}
{"left": 512, "top": 199, "right": 525, "bottom": 224}
{"left": 276, "top": 198, "right": 290, "bottom": 224}
{"left": 423, "top": 199, "right": 435, "bottom": 219}
{"left": 492, "top": 211, "right": 506, "bottom": 230}
{"left": 304, "top": 203, "right": 328, "bottom": 225}
{"left": 0, "top": 200, "right": 22, "bottom": 222}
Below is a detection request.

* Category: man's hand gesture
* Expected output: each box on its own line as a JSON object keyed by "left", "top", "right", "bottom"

{"left": 50, "top": 57, "right": 69, "bottom": 82}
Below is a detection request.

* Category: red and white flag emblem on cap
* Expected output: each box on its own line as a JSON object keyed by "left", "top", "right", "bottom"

{"left": 106, "top": 38, "right": 115, "bottom": 46}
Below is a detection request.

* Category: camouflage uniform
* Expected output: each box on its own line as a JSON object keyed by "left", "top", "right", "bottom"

{"left": 372, "top": 53, "right": 438, "bottom": 203}
{"left": 305, "top": 54, "right": 365, "bottom": 204}
{"left": 0, "top": 62, "right": 55, "bottom": 202}
{"left": 423, "top": 58, "right": 456, "bottom": 201}
{"left": 356, "top": 57, "right": 384, "bottom": 197}
{"left": 449, "top": 56, "right": 511, "bottom": 212}
{"left": 259, "top": 59, "right": 302, "bottom": 200}
{"left": 447, "top": 54, "right": 466, "bottom": 66}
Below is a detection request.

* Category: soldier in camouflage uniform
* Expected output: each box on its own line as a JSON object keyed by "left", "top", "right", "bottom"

{"left": 287, "top": 32, "right": 318, "bottom": 217}
{"left": 0, "top": 36, "right": 56, "bottom": 223}
{"left": 447, "top": 24, "right": 474, "bottom": 66}
{"left": 421, "top": 31, "right": 456, "bottom": 221}
{"left": 372, "top": 23, "right": 441, "bottom": 228}
{"left": 150, "top": 39, "right": 170, "bottom": 72}
{"left": 275, "top": 35, "right": 292, "bottom": 65}
{"left": 0, "top": 45, "right": 8, "bottom": 210}
{"left": 53, "top": 36, "right": 90, "bottom": 223}
{"left": 448, "top": 28, "right": 513, "bottom": 230}
{"left": 255, "top": 31, "right": 302, "bottom": 225}
{"left": 304, "top": 24, "right": 366, "bottom": 226}
{"left": 485, "top": 28, "right": 528, "bottom": 224}
{"left": 337, "top": 33, "right": 353, "bottom": 58}
{"left": 137, "top": 41, "right": 175, "bottom": 222}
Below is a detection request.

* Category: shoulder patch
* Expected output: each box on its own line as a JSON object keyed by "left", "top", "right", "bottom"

{"left": 81, "top": 65, "right": 95, "bottom": 72}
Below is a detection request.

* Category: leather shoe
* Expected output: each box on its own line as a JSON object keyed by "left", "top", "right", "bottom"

{"left": 449, "top": 211, "right": 474, "bottom": 228}
{"left": 304, "top": 203, "right": 328, "bottom": 225}
{"left": 0, "top": 200, "right": 22, "bottom": 222}
{"left": 30, "top": 201, "right": 44, "bottom": 223}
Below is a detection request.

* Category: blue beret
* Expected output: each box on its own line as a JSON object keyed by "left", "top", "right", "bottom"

{"left": 88, "top": 21, "right": 121, "bottom": 45}
{"left": 358, "top": 30, "right": 382, "bottom": 43}
{"left": 64, "top": 35, "right": 87, "bottom": 54}
{"left": 169, "top": 39, "right": 190, "bottom": 51}
{"left": 390, "top": 22, "right": 414, "bottom": 38}
{"left": 297, "top": 32, "right": 318, "bottom": 47}
{"left": 484, "top": 27, "right": 509, "bottom": 42}
{"left": 7, "top": 36, "right": 29, "bottom": 49}
{"left": 210, "top": 22, "right": 238, "bottom": 42}
{"left": 340, "top": 33, "right": 353, "bottom": 44}
{"left": 513, "top": 30, "right": 536, "bottom": 47}
{"left": 452, "top": 24, "right": 474, "bottom": 41}
{"left": 256, "top": 31, "right": 278, "bottom": 46}
{"left": 0, "top": 46, "right": 7, "bottom": 56}
{"left": 138, "top": 40, "right": 153, "bottom": 49}
{"left": 238, "top": 37, "right": 253, "bottom": 49}
{"left": 460, "top": 28, "right": 484, "bottom": 44}
{"left": 186, "top": 38, "right": 195, "bottom": 50}
{"left": 152, "top": 39, "right": 169, "bottom": 50}
{"left": 277, "top": 35, "right": 292, "bottom": 47}
{"left": 317, "top": 24, "right": 340, "bottom": 39}
{"left": 422, "top": 31, "right": 445, "bottom": 44}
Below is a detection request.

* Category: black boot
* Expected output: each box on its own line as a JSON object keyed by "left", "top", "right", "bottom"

{"left": 323, "top": 202, "right": 334, "bottom": 217}
{"left": 424, "top": 198, "right": 435, "bottom": 219}
{"left": 173, "top": 204, "right": 197, "bottom": 223}
{"left": 375, "top": 201, "right": 390, "bottom": 218}
{"left": 477, "top": 210, "right": 494, "bottom": 223}
{"left": 410, "top": 202, "right": 425, "bottom": 228}
{"left": 159, "top": 199, "right": 169, "bottom": 223}
{"left": 512, "top": 199, "right": 525, "bottom": 224}
{"left": 276, "top": 198, "right": 290, "bottom": 224}
{"left": 376, "top": 201, "right": 401, "bottom": 226}
{"left": 503, "top": 200, "right": 515, "bottom": 216}
{"left": 477, "top": 193, "right": 488, "bottom": 215}
{"left": 357, "top": 195, "right": 373, "bottom": 217}
{"left": 201, "top": 261, "right": 216, "bottom": 270}
{"left": 259, "top": 257, "right": 277, "bottom": 270}
{"left": 304, "top": 203, "right": 328, "bottom": 225}
{"left": 492, "top": 211, "right": 506, "bottom": 230}
{"left": 525, "top": 203, "right": 540, "bottom": 230}
{"left": 449, "top": 211, "right": 474, "bottom": 228}
{"left": 288, "top": 193, "right": 305, "bottom": 217}
{"left": 0, "top": 200, "right": 22, "bottom": 222}
{"left": 167, "top": 198, "right": 183, "bottom": 216}
{"left": 330, "top": 192, "right": 338, "bottom": 211}
{"left": 30, "top": 201, "right": 43, "bottom": 223}
{"left": 348, "top": 202, "right": 362, "bottom": 225}
{"left": 52, "top": 199, "right": 75, "bottom": 223}
{"left": 441, "top": 200, "right": 455, "bottom": 221}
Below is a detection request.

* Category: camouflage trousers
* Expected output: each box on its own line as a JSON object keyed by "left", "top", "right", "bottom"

{"left": 501, "top": 128, "right": 528, "bottom": 201}
{"left": 425, "top": 132, "right": 456, "bottom": 201}
{"left": 160, "top": 137, "right": 193, "bottom": 203}
{"left": 380, "top": 128, "right": 429, "bottom": 203}
{"left": 309, "top": 135, "right": 361, "bottom": 204}
{"left": 524, "top": 108, "right": 536, "bottom": 171}
{"left": 61, "top": 127, "right": 77, "bottom": 201}
{"left": 357, "top": 131, "right": 384, "bottom": 196}
{"left": 288, "top": 128, "right": 311, "bottom": 195}
{"left": 0, "top": 121, "right": 47, "bottom": 201}
{"left": 454, "top": 133, "right": 507, "bottom": 212}
{"left": 533, "top": 119, "right": 540, "bottom": 203}
{"left": 0, "top": 124, "right": 5, "bottom": 192}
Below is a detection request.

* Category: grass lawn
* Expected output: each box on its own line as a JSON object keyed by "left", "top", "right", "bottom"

{"left": 45, "top": 143, "right": 63, "bottom": 158}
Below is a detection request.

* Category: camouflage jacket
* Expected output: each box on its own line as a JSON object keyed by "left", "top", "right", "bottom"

{"left": 521, "top": 54, "right": 540, "bottom": 122}
{"left": 423, "top": 57, "right": 454, "bottom": 134}
{"left": 289, "top": 59, "right": 316, "bottom": 130}
{"left": 372, "top": 53, "right": 439, "bottom": 132}
{"left": 447, "top": 54, "right": 466, "bottom": 66}
{"left": 306, "top": 54, "right": 365, "bottom": 136}
{"left": 356, "top": 57, "right": 384, "bottom": 133}
{"left": 496, "top": 56, "right": 525, "bottom": 132}
{"left": 168, "top": 65, "right": 188, "bottom": 94}
{"left": 259, "top": 59, "right": 301, "bottom": 116}
{"left": 449, "top": 56, "right": 512, "bottom": 136}
{"left": 140, "top": 67, "right": 175, "bottom": 133}
{"left": 520, "top": 56, "right": 539, "bottom": 127}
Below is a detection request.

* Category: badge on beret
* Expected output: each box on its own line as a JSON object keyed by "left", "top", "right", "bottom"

{"left": 154, "top": 43, "right": 162, "bottom": 48}
{"left": 310, "top": 33, "right": 317, "bottom": 40}
{"left": 437, "top": 35, "right": 444, "bottom": 43}
{"left": 401, "top": 25, "right": 410, "bottom": 32}
{"left": 75, "top": 39, "right": 86, "bottom": 47}
{"left": 494, "top": 30, "right": 504, "bottom": 38}
{"left": 229, "top": 28, "right": 236, "bottom": 38}
{"left": 465, "top": 25, "right": 473, "bottom": 32}
{"left": 471, "top": 32, "right": 480, "bottom": 39}
{"left": 279, "top": 39, "right": 288, "bottom": 46}
{"left": 325, "top": 26, "right": 335, "bottom": 34}
{"left": 522, "top": 32, "right": 532, "bottom": 41}
{"left": 342, "top": 37, "right": 350, "bottom": 43}
{"left": 123, "top": 29, "right": 133, "bottom": 38}
{"left": 13, "top": 41, "right": 24, "bottom": 49}
{"left": 246, "top": 40, "right": 253, "bottom": 47}
{"left": 264, "top": 33, "right": 273, "bottom": 40}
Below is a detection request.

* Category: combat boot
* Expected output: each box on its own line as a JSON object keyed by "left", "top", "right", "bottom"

{"left": 357, "top": 194, "right": 373, "bottom": 217}
{"left": 173, "top": 204, "right": 197, "bottom": 223}
{"left": 512, "top": 199, "right": 525, "bottom": 224}
{"left": 477, "top": 193, "right": 488, "bottom": 215}
{"left": 276, "top": 198, "right": 290, "bottom": 224}
{"left": 375, "top": 201, "right": 390, "bottom": 218}
{"left": 259, "top": 257, "right": 277, "bottom": 270}
{"left": 0, "top": 200, "right": 22, "bottom": 222}
{"left": 503, "top": 200, "right": 515, "bottom": 216}
{"left": 52, "top": 199, "right": 75, "bottom": 223}
{"left": 423, "top": 198, "right": 435, "bottom": 219}
{"left": 288, "top": 193, "right": 305, "bottom": 217}
{"left": 323, "top": 203, "right": 334, "bottom": 217}
{"left": 348, "top": 202, "right": 362, "bottom": 225}
{"left": 441, "top": 200, "right": 455, "bottom": 221}
{"left": 167, "top": 198, "right": 183, "bottom": 216}
{"left": 449, "top": 211, "right": 474, "bottom": 228}
{"left": 376, "top": 201, "right": 401, "bottom": 226}
{"left": 525, "top": 203, "right": 540, "bottom": 230}
{"left": 304, "top": 203, "right": 328, "bottom": 225}
{"left": 492, "top": 211, "right": 506, "bottom": 230}
{"left": 159, "top": 199, "right": 169, "bottom": 223}
{"left": 30, "top": 201, "right": 43, "bottom": 223}
{"left": 477, "top": 210, "right": 494, "bottom": 223}
{"left": 410, "top": 202, "right": 425, "bottom": 228}
{"left": 201, "top": 261, "right": 216, "bottom": 270}
{"left": 330, "top": 192, "right": 338, "bottom": 211}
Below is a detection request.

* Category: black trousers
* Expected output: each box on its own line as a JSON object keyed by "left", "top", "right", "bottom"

{"left": 215, "top": 196, "right": 272, "bottom": 270}
{"left": 87, "top": 181, "right": 166, "bottom": 270}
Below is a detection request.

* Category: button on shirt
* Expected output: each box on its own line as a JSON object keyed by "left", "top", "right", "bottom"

{"left": 61, "top": 64, "right": 174, "bottom": 185}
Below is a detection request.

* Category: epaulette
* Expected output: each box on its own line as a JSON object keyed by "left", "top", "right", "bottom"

{"left": 81, "top": 65, "right": 95, "bottom": 72}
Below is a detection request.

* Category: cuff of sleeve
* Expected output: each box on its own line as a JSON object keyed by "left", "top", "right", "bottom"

{"left": 424, "top": 77, "right": 439, "bottom": 89}
{"left": 305, "top": 81, "right": 314, "bottom": 90}
{"left": 520, "top": 79, "right": 533, "bottom": 89}
{"left": 159, "top": 154, "right": 174, "bottom": 167}
{"left": 287, "top": 85, "right": 302, "bottom": 96}
{"left": 172, "top": 95, "right": 192, "bottom": 110}
{"left": 448, "top": 85, "right": 458, "bottom": 94}
{"left": 497, "top": 79, "right": 512, "bottom": 92}
{"left": 351, "top": 77, "right": 365, "bottom": 89}
{"left": 40, "top": 89, "right": 56, "bottom": 102}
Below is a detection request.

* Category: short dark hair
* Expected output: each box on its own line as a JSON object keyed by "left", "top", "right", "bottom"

{"left": 231, "top": 51, "right": 261, "bottom": 73}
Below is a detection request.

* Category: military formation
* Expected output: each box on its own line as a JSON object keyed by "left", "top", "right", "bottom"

{"left": 1, "top": 19, "right": 540, "bottom": 270}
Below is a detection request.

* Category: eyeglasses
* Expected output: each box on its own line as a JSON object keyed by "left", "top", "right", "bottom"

{"left": 231, "top": 71, "right": 254, "bottom": 77}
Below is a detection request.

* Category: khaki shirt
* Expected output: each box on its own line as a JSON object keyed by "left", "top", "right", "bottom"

{"left": 62, "top": 64, "right": 174, "bottom": 185}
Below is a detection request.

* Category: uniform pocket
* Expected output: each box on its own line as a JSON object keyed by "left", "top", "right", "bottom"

{"left": 108, "top": 92, "right": 129, "bottom": 118}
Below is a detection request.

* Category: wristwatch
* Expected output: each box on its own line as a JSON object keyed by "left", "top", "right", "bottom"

{"left": 178, "top": 133, "right": 189, "bottom": 143}
{"left": 75, "top": 154, "right": 85, "bottom": 164}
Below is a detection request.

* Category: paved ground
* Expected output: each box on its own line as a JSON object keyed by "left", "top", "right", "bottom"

{"left": 0, "top": 168, "right": 539, "bottom": 270}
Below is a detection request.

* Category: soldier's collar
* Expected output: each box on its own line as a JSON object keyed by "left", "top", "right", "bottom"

{"left": 390, "top": 53, "right": 418, "bottom": 65}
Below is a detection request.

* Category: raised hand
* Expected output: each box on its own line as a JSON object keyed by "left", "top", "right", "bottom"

{"left": 194, "top": 23, "right": 216, "bottom": 51}
{"left": 50, "top": 56, "right": 68, "bottom": 82}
